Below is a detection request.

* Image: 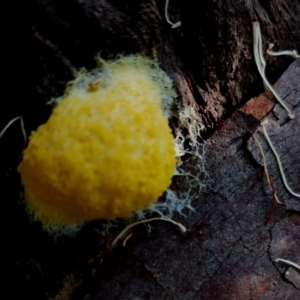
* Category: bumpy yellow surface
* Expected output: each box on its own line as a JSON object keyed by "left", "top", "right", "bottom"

{"left": 18, "top": 56, "right": 176, "bottom": 226}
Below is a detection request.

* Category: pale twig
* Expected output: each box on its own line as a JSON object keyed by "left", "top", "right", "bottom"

{"left": 267, "top": 43, "right": 300, "bottom": 59}
{"left": 20, "top": 117, "right": 27, "bottom": 147}
{"left": 122, "top": 233, "right": 133, "bottom": 247}
{"left": 253, "top": 134, "right": 281, "bottom": 204}
{"left": 274, "top": 258, "right": 300, "bottom": 270}
{"left": 112, "top": 217, "right": 186, "bottom": 247}
{"left": 252, "top": 22, "right": 294, "bottom": 119}
{"left": 0, "top": 116, "right": 27, "bottom": 148}
{"left": 255, "top": 21, "right": 268, "bottom": 91}
{"left": 164, "top": 0, "right": 181, "bottom": 29}
{"left": 262, "top": 124, "right": 300, "bottom": 198}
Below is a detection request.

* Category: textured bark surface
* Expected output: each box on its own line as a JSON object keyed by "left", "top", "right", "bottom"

{"left": 2, "top": 0, "right": 300, "bottom": 132}
{"left": 1, "top": 1, "right": 300, "bottom": 299}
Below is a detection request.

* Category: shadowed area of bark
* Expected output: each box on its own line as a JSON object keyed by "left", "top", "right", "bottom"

{"left": 2, "top": 0, "right": 300, "bottom": 131}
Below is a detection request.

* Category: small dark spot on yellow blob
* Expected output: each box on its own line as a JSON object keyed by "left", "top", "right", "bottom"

{"left": 87, "top": 79, "right": 102, "bottom": 92}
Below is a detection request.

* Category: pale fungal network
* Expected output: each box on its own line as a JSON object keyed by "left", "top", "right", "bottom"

{"left": 252, "top": 22, "right": 299, "bottom": 200}
{"left": 274, "top": 258, "right": 300, "bottom": 270}
{"left": 0, "top": 116, "right": 27, "bottom": 146}
{"left": 267, "top": 43, "right": 300, "bottom": 59}
{"left": 251, "top": 26, "right": 300, "bottom": 278}
{"left": 261, "top": 122, "right": 300, "bottom": 198}
{"left": 252, "top": 22, "right": 298, "bottom": 119}
{"left": 164, "top": 0, "right": 181, "bottom": 29}
{"left": 111, "top": 217, "right": 186, "bottom": 247}
{"left": 122, "top": 232, "right": 133, "bottom": 247}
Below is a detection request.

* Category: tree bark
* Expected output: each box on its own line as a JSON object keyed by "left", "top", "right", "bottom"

{"left": 1, "top": 1, "right": 299, "bottom": 299}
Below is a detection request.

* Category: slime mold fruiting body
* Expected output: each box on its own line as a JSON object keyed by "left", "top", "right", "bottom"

{"left": 18, "top": 55, "right": 177, "bottom": 228}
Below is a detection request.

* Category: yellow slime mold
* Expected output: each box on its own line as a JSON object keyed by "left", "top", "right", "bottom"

{"left": 18, "top": 55, "right": 176, "bottom": 227}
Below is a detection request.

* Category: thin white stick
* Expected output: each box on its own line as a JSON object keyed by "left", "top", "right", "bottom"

{"left": 252, "top": 22, "right": 294, "bottom": 119}
{"left": 112, "top": 217, "right": 186, "bottom": 247}
{"left": 122, "top": 233, "right": 133, "bottom": 247}
{"left": 20, "top": 117, "right": 27, "bottom": 147}
{"left": 0, "top": 116, "right": 27, "bottom": 147}
{"left": 267, "top": 44, "right": 299, "bottom": 59}
{"left": 274, "top": 258, "right": 300, "bottom": 270}
{"left": 262, "top": 124, "right": 300, "bottom": 198}
{"left": 0, "top": 116, "right": 21, "bottom": 138}
{"left": 255, "top": 21, "right": 268, "bottom": 91}
{"left": 256, "top": 22, "right": 266, "bottom": 73}
{"left": 164, "top": 0, "right": 181, "bottom": 29}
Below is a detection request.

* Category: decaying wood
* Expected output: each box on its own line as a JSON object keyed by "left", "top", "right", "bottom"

{"left": 0, "top": 1, "right": 299, "bottom": 299}
{"left": 3, "top": 0, "right": 300, "bottom": 129}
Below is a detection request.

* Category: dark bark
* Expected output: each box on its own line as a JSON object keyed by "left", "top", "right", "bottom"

{"left": 3, "top": 0, "right": 300, "bottom": 130}
{"left": 1, "top": 1, "right": 300, "bottom": 299}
